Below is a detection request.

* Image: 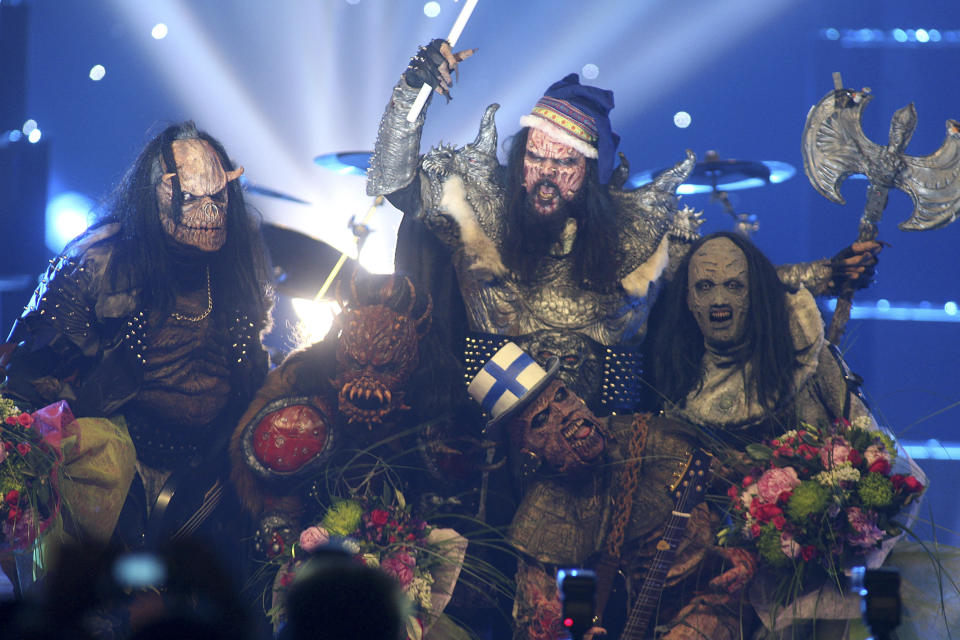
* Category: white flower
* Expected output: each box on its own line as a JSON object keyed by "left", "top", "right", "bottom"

{"left": 362, "top": 553, "right": 380, "bottom": 568}
{"left": 814, "top": 462, "right": 861, "bottom": 487}
{"left": 407, "top": 574, "right": 435, "bottom": 610}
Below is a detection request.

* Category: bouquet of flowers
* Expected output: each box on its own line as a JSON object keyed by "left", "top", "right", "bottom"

{"left": 270, "top": 489, "right": 468, "bottom": 640}
{"left": 719, "top": 417, "right": 925, "bottom": 578}
{"left": 0, "top": 397, "right": 70, "bottom": 553}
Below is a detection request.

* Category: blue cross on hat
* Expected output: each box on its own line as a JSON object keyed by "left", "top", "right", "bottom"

{"left": 467, "top": 342, "right": 560, "bottom": 428}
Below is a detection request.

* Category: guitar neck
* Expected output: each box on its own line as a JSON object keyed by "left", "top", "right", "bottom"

{"left": 620, "top": 511, "right": 690, "bottom": 639}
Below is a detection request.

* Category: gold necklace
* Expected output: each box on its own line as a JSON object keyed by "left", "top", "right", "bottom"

{"left": 171, "top": 267, "right": 212, "bottom": 322}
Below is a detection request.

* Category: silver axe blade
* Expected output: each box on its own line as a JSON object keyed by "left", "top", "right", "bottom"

{"left": 801, "top": 75, "right": 960, "bottom": 342}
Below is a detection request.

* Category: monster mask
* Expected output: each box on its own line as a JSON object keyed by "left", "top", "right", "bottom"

{"left": 155, "top": 138, "right": 243, "bottom": 252}
{"left": 510, "top": 379, "right": 607, "bottom": 474}
{"left": 333, "top": 276, "right": 432, "bottom": 426}
{"left": 523, "top": 128, "right": 586, "bottom": 217}
{"left": 687, "top": 236, "right": 750, "bottom": 350}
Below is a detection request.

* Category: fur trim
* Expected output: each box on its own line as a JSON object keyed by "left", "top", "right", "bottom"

{"left": 519, "top": 114, "right": 598, "bottom": 159}
{"left": 439, "top": 175, "right": 507, "bottom": 276}
{"left": 621, "top": 234, "right": 669, "bottom": 297}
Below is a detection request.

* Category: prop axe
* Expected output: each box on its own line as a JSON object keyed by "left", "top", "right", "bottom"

{"left": 801, "top": 72, "right": 960, "bottom": 343}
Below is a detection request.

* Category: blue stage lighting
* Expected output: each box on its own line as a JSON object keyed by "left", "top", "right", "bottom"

{"left": 27, "top": 129, "right": 41, "bottom": 143}
{"left": 423, "top": 2, "right": 440, "bottom": 18}
{"left": 673, "top": 111, "right": 692, "bottom": 129}
{"left": 581, "top": 63, "right": 599, "bottom": 80}
{"left": 151, "top": 23, "right": 168, "bottom": 40}
{"left": 46, "top": 191, "right": 93, "bottom": 253}
{"left": 89, "top": 64, "right": 106, "bottom": 81}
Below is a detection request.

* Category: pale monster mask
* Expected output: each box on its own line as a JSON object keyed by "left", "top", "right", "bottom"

{"left": 687, "top": 236, "right": 750, "bottom": 350}
{"left": 155, "top": 138, "right": 243, "bottom": 252}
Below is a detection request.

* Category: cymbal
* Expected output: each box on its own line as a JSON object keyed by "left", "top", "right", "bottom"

{"left": 239, "top": 176, "right": 311, "bottom": 205}
{"left": 628, "top": 156, "right": 796, "bottom": 194}
{"left": 313, "top": 151, "right": 372, "bottom": 177}
{"left": 261, "top": 223, "right": 363, "bottom": 299}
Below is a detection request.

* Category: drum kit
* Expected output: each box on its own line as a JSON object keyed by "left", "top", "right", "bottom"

{"left": 249, "top": 150, "right": 797, "bottom": 301}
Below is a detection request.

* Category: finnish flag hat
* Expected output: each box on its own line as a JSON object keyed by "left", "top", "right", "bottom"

{"left": 467, "top": 342, "right": 560, "bottom": 428}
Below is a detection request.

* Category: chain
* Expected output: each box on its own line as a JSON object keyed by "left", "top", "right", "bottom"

{"left": 604, "top": 412, "right": 650, "bottom": 558}
{"left": 171, "top": 267, "right": 212, "bottom": 322}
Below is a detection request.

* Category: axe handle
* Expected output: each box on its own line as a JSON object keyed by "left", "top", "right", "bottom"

{"left": 826, "top": 182, "right": 886, "bottom": 343}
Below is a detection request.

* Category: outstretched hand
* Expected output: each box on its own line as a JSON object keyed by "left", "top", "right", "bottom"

{"left": 404, "top": 38, "right": 476, "bottom": 99}
{"left": 708, "top": 547, "right": 757, "bottom": 594}
{"left": 828, "top": 240, "right": 883, "bottom": 293}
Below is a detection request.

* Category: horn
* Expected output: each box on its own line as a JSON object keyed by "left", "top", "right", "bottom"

{"left": 379, "top": 275, "right": 396, "bottom": 306}
{"left": 225, "top": 166, "right": 245, "bottom": 182}
{"left": 400, "top": 275, "right": 416, "bottom": 316}
{"left": 651, "top": 149, "right": 696, "bottom": 194}
{"left": 470, "top": 103, "right": 500, "bottom": 157}
{"left": 161, "top": 172, "right": 176, "bottom": 183}
{"left": 415, "top": 289, "right": 433, "bottom": 336}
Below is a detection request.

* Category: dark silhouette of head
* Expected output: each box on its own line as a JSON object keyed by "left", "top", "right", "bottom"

{"left": 280, "top": 553, "right": 405, "bottom": 640}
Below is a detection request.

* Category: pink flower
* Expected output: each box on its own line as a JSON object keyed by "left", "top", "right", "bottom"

{"left": 846, "top": 507, "right": 884, "bottom": 548}
{"left": 780, "top": 531, "right": 801, "bottom": 559}
{"left": 381, "top": 550, "right": 416, "bottom": 589}
{"left": 864, "top": 444, "right": 890, "bottom": 467}
{"left": 820, "top": 437, "right": 854, "bottom": 469}
{"left": 757, "top": 467, "right": 801, "bottom": 504}
{"left": 298, "top": 526, "right": 330, "bottom": 552}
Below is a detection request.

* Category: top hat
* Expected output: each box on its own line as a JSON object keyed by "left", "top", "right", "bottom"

{"left": 467, "top": 342, "right": 560, "bottom": 429}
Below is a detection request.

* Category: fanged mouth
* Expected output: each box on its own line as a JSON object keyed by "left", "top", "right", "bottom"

{"left": 710, "top": 306, "right": 733, "bottom": 322}
{"left": 536, "top": 184, "right": 558, "bottom": 202}
{"left": 561, "top": 417, "right": 603, "bottom": 460}
{"left": 338, "top": 381, "right": 406, "bottom": 425}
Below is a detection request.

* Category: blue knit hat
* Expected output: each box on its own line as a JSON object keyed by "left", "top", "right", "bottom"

{"left": 519, "top": 73, "right": 621, "bottom": 184}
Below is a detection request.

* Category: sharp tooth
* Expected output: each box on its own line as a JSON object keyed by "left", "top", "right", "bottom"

{"left": 375, "top": 390, "right": 384, "bottom": 404}
{"left": 385, "top": 390, "right": 392, "bottom": 405}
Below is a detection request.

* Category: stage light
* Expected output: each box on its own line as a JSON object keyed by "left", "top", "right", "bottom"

{"left": 877, "top": 299, "right": 890, "bottom": 311}
{"left": 892, "top": 29, "right": 907, "bottom": 42}
{"left": 824, "top": 28, "right": 839, "bottom": 40}
{"left": 423, "top": 2, "right": 440, "bottom": 18}
{"left": 27, "top": 129, "right": 41, "bottom": 143}
{"left": 151, "top": 23, "right": 168, "bottom": 39}
{"left": 929, "top": 29, "right": 942, "bottom": 42}
{"left": 291, "top": 298, "right": 341, "bottom": 345}
{"left": 89, "top": 64, "right": 106, "bottom": 81}
{"left": 673, "top": 111, "right": 691, "bottom": 128}
{"left": 45, "top": 191, "right": 93, "bottom": 253}
{"left": 581, "top": 63, "right": 599, "bottom": 80}
{"left": 21, "top": 119, "right": 37, "bottom": 135}
{"left": 916, "top": 28, "right": 929, "bottom": 43}
{"left": 946, "top": 301, "right": 958, "bottom": 316}
{"left": 7, "top": 130, "right": 21, "bottom": 143}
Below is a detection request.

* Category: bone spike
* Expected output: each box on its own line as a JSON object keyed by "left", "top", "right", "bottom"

{"left": 401, "top": 275, "right": 416, "bottom": 316}
{"left": 225, "top": 166, "right": 244, "bottom": 182}
{"left": 470, "top": 103, "right": 500, "bottom": 156}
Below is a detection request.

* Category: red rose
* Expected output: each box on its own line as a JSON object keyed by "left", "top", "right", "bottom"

{"left": 773, "top": 515, "right": 787, "bottom": 530}
{"left": 777, "top": 490, "right": 793, "bottom": 505}
{"left": 868, "top": 459, "right": 891, "bottom": 475}
{"left": 848, "top": 449, "right": 862, "bottom": 466}
{"left": 17, "top": 413, "right": 32, "bottom": 427}
{"left": 755, "top": 503, "right": 783, "bottom": 523}
{"left": 370, "top": 509, "right": 390, "bottom": 526}
{"left": 742, "top": 476, "right": 755, "bottom": 488}
{"left": 16, "top": 443, "right": 30, "bottom": 456}
{"left": 727, "top": 485, "right": 740, "bottom": 499}
{"left": 890, "top": 474, "right": 906, "bottom": 491}
{"left": 388, "top": 535, "right": 397, "bottom": 543}
{"left": 6, "top": 507, "right": 18, "bottom": 522}
{"left": 903, "top": 476, "right": 924, "bottom": 493}
{"left": 801, "top": 545, "right": 817, "bottom": 561}
{"left": 5, "top": 490, "right": 19, "bottom": 505}
{"left": 5, "top": 416, "right": 17, "bottom": 426}
{"left": 750, "top": 523, "right": 762, "bottom": 538}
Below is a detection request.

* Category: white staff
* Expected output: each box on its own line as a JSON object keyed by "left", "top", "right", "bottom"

{"left": 406, "top": 0, "right": 479, "bottom": 122}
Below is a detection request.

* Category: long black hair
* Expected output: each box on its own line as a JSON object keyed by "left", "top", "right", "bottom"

{"left": 645, "top": 231, "right": 798, "bottom": 412}
{"left": 500, "top": 127, "right": 620, "bottom": 291}
{"left": 90, "top": 122, "right": 273, "bottom": 335}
